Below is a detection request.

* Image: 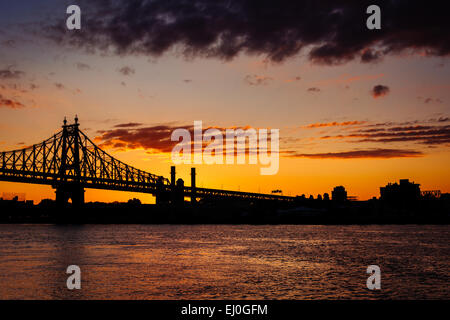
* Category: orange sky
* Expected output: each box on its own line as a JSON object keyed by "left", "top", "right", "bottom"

{"left": 1, "top": 2, "right": 449, "bottom": 203}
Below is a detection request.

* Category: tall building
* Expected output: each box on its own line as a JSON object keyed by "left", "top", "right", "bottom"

{"left": 332, "top": 186, "right": 347, "bottom": 201}
{"left": 380, "top": 179, "right": 421, "bottom": 202}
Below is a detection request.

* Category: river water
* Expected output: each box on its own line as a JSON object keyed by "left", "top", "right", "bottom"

{"left": 0, "top": 224, "right": 448, "bottom": 299}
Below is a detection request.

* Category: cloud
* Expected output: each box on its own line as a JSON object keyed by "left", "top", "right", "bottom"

{"left": 43, "top": 1, "right": 450, "bottom": 65}
{"left": 244, "top": 74, "right": 273, "bottom": 86}
{"left": 1, "top": 83, "right": 27, "bottom": 93}
{"left": 304, "top": 120, "right": 366, "bottom": 129}
{"left": 118, "top": 66, "right": 135, "bottom": 76}
{"left": 285, "top": 148, "right": 424, "bottom": 159}
{"left": 320, "top": 123, "right": 450, "bottom": 145}
{"left": 0, "top": 94, "right": 25, "bottom": 109}
{"left": 417, "top": 96, "right": 443, "bottom": 104}
{"left": 360, "top": 49, "right": 383, "bottom": 63}
{"left": 371, "top": 85, "right": 390, "bottom": 98}
{"left": 54, "top": 82, "right": 65, "bottom": 89}
{"left": 75, "top": 62, "right": 91, "bottom": 71}
{"left": 95, "top": 124, "right": 194, "bottom": 153}
{"left": 0, "top": 66, "right": 25, "bottom": 79}
{"left": 307, "top": 87, "right": 321, "bottom": 93}
{"left": 113, "top": 122, "right": 143, "bottom": 128}
{"left": 95, "top": 123, "right": 262, "bottom": 153}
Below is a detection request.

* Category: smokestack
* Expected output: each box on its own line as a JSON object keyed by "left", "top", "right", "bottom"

{"left": 191, "top": 168, "right": 196, "bottom": 189}
{"left": 171, "top": 166, "right": 176, "bottom": 186}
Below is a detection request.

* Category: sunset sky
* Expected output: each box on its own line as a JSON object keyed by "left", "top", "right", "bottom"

{"left": 0, "top": 0, "right": 449, "bottom": 203}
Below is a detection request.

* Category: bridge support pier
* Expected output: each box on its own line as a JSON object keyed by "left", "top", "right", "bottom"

{"left": 155, "top": 176, "right": 171, "bottom": 205}
{"left": 174, "top": 178, "right": 185, "bottom": 205}
{"left": 191, "top": 167, "right": 196, "bottom": 204}
{"left": 55, "top": 183, "right": 85, "bottom": 208}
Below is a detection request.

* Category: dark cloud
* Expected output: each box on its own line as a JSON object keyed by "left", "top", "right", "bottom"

{"left": 304, "top": 121, "right": 366, "bottom": 129}
{"left": 307, "top": 87, "right": 321, "bottom": 93}
{"left": 95, "top": 123, "right": 259, "bottom": 153}
{"left": 320, "top": 123, "right": 450, "bottom": 145}
{"left": 96, "top": 124, "right": 194, "bottom": 153}
{"left": 118, "top": 66, "right": 135, "bottom": 76}
{"left": 44, "top": 1, "right": 450, "bottom": 65}
{"left": 387, "top": 125, "right": 433, "bottom": 132}
{"left": 360, "top": 49, "right": 383, "bottom": 63}
{"left": 244, "top": 74, "right": 272, "bottom": 86}
{"left": 113, "top": 122, "right": 143, "bottom": 128}
{"left": 371, "top": 84, "right": 390, "bottom": 98}
{"left": 0, "top": 94, "right": 25, "bottom": 109}
{"left": 0, "top": 67, "right": 25, "bottom": 79}
{"left": 285, "top": 148, "right": 423, "bottom": 159}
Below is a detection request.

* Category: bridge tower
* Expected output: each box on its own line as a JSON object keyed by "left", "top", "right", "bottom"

{"left": 54, "top": 116, "right": 85, "bottom": 208}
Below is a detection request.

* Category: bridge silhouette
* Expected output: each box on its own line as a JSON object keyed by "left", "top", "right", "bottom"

{"left": 0, "top": 118, "right": 294, "bottom": 207}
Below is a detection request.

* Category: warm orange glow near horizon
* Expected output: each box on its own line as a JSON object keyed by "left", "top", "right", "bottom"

{"left": 1, "top": 142, "right": 449, "bottom": 204}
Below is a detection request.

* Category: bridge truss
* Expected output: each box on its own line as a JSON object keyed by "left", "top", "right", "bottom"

{"left": 0, "top": 118, "right": 294, "bottom": 206}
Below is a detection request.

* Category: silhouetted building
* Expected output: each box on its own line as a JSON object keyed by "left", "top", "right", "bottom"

{"left": 332, "top": 186, "right": 347, "bottom": 201}
{"left": 317, "top": 194, "right": 322, "bottom": 200}
{"left": 127, "top": 198, "right": 142, "bottom": 206}
{"left": 323, "top": 193, "right": 330, "bottom": 201}
{"left": 380, "top": 179, "right": 421, "bottom": 202}
{"left": 421, "top": 190, "right": 441, "bottom": 200}
{"left": 295, "top": 194, "right": 306, "bottom": 200}
{"left": 441, "top": 193, "right": 450, "bottom": 200}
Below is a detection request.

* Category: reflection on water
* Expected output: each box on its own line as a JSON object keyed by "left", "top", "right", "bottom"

{"left": 0, "top": 224, "right": 448, "bottom": 299}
